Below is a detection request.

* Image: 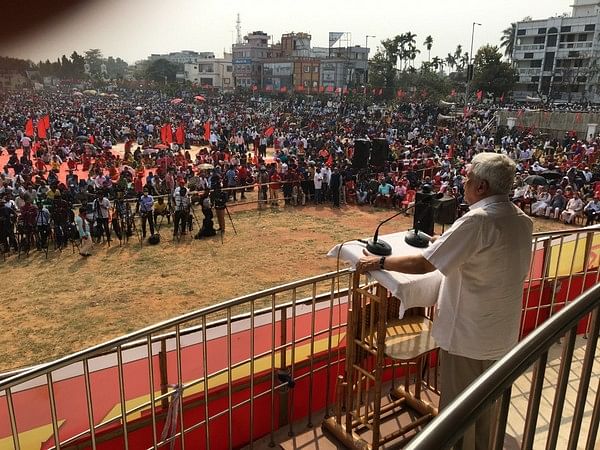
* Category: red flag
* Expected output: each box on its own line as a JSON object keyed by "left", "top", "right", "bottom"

{"left": 25, "top": 118, "right": 34, "bottom": 137}
{"left": 42, "top": 115, "right": 50, "bottom": 129}
{"left": 175, "top": 123, "right": 185, "bottom": 145}
{"left": 476, "top": 90, "right": 483, "bottom": 101}
{"left": 264, "top": 126, "right": 275, "bottom": 138}
{"left": 164, "top": 124, "right": 173, "bottom": 144}
{"left": 37, "top": 119, "right": 47, "bottom": 139}
{"left": 204, "top": 121, "right": 211, "bottom": 141}
{"left": 280, "top": 86, "right": 287, "bottom": 93}
{"left": 160, "top": 125, "right": 167, "bottom": 143}
{"left": 450, "top": 89, "right": 457, "bottom": 97}
{"left": 319, "top": 86, "right": 325, "bottom": 93}
{"left": 326, "top": 85, "right": 334, "bottom": 93}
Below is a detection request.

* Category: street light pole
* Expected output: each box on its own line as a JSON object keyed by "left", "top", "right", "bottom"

{"left": 465, "top": 22, "right": 481, "bottom": 105}
{"left": 365, "top": 35, "right": 375, "bottom": 85}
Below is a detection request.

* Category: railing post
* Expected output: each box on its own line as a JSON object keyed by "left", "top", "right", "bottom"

{"left": 159, "top": 339, "right": 169, "bottom": 410}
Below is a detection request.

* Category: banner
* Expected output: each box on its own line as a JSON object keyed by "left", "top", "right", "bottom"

{"left": 328, "top": 32, "right": 345, "bottom": 47}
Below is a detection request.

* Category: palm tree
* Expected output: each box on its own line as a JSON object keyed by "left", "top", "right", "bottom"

{"left": 445, "top": 53, "right": 456, "bottom": 75}
{"left": 424, "top": 35, "right": 433, "bottom": 63}
{"left": 500, "top": 23, "right": 516, "bottom": 60}
{"left": 454, "top": 45, "right": 463, "bottom": 64}
{"left": 431, "top": 56, "right": 442, "bottom": 71}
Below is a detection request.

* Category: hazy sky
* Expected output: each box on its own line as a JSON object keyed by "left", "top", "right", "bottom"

{"left": 0, "top": 0, "right": 571, "bottom": 64}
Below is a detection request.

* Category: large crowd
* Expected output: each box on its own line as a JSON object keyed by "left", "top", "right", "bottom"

{"left": 1, "top": 85, "right": 600, "bottom": 257}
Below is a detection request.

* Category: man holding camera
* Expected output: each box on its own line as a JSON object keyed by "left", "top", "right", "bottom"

{"left": 173, "top": 180, "right": 191, "bottom": 237}
{"left": 137, "top": 188, "right": 155, "bottom": 238}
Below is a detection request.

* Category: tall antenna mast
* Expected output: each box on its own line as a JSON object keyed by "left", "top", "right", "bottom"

{"left": 236, "top": 13, "right": 242, "bottom": 44}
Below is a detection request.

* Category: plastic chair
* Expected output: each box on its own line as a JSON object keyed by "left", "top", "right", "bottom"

{"left": 401, "top": 189, "right": 416, "bottom": 212}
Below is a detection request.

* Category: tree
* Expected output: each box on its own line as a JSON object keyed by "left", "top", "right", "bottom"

{"left": 423, "top": 35, "right": 433, "bottom": 63}
{"left": 145, "top": 58, "right": 179, "bottom": 83}
{"left": 84, "top": 48, "right": 103, "bottom": 75}
{"left": 431, "top": 56, "right": 442, "bottom": 71}
{"left": 500, "top": 23, "right": 516, "bottom": 60}
{"left": 445, "top": 53, "right": 456, "bottom": 75}
{"left": 472, "top": 45, "right": 517, "bottom": 99}
{"left": 70, "top": 51, "right": 86, "bottom": 78}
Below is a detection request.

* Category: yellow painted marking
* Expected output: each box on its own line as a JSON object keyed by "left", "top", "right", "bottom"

{"left": 101, "top": 332, "right": 345, "bottom": 423}
{"left": 0, "top": 420, "right": 65, "bottom": 450}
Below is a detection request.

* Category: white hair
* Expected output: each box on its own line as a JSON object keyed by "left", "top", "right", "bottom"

{"left": 470, "top": 152, "right": 516, "bottom": 196}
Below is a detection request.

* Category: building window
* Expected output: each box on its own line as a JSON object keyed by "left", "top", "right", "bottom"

{"left": 524, "top": 52, "right": 534, "bottom": 59}
{"left": 547, "top": 35, "right": 557, "bottom": 47}
{"left": 538, "top": 28, "right": 547, "bottom": 34}
{"left": 226, "top": 66, "right": 232, "bottom": 72}
{"left": 530, "top": 60, "right": 542, "bottom": 68}
{"left": 561, "top": 26, "right": 571, "bottom": 33}
{"left": 517, "top": 29, "right": 526, "bottom": 36}
{"left": 533, "top": 36, "right": 545, "bottom": 44}
{"left": 585, "top": 24, "right": 596, "bottom": 31}
{"left": 568, "top": 51, "right": 580, "bottom": 58}
{"left": 578, "top": 33, "right": 588, "bottom": 42}
{"left": 532, "top": 76, "right": 540, "bottom": 82}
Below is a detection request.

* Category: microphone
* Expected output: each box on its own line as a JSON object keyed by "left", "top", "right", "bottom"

{"left": 404, "top": 192, "right": 443, "bottom": 248}
{"left": 366, "top": 205, "right": 416, "bottom": 256}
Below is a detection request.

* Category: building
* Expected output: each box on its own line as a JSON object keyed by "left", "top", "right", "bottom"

{"left": 262, "top": 58, "right": 320, "bottom": 92}
{"left": 233, "top": 30, "right": 369, "bottom": 91}
{"left": 148, "top": 50, "right": 215, "bottom": 65}
{"left": 512, "top": 0, "right": 600, "bottom": 103}
{"left": 183, "top": 54, "right": 234, "bottom": 90}
{"left": 232, "top": 31, "right": 281, "bottom": 88}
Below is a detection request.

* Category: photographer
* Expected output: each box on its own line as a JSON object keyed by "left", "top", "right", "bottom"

{"left": 196, "top": 188, "right": 216, "bottom": 238}
{"left": 35, "top": 200, "right": 51, "bottom": 250}
{"left": 172, "top": 180, "right": 191, "bottom": 237}
{"left": 212, "top": 184, "right": 228, "bottom": 233}
{"left": 113, "top": 190, "right": 133, "bottom": 240}
{"left": 0, "top": 197, "right": 17, "bottom": 253}
{"left": 137, "top": 188, "right": 155, "bottom": 238}
{"left": 92, "top": 190, "right": 111, "bottom": 243}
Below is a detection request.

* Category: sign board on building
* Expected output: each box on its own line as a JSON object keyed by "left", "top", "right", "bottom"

{"left": 329, "top": 32, "right": 345, "bottom": 47}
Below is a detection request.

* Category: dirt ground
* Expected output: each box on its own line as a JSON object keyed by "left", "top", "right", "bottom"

{"left": 0, "top": 202, "right": 573, "bottom": 372}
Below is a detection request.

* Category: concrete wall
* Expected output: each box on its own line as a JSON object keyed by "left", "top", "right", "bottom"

{"left": 497, "top": 110, "right": 600, "bottom": 138}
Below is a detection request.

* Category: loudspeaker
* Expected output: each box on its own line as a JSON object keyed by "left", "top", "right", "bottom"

{"left": 414, "top": 191, "right": 435, "bottom": 236}
{"left": 432, "top": 197, "right": 457, "bottom": 225}
{"left": 370, "top": 138, "right": 389, "bottom": 168}
{"left": 352, "top": 139, "right": 371, "bottom": 169}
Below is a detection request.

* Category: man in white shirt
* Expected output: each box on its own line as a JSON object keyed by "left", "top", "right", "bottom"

{"left": 357, "top": 153, "right": 533, "bottom": 450}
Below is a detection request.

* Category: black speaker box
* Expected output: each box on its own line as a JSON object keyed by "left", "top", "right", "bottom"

{"left": 414, "top": 191, "right": 435, "bottom": 236}
{"left": 352, "top": 139, "right": 371, "bottom": 169}
{"left": 432, "top": 197, "right": 457, "bottom": 225}
{"left": 370, "top": 138, "right": 389, "bottom": 168}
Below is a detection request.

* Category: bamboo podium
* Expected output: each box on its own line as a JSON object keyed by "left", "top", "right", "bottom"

{"left": 323, "top": 271, "right": 439, "bottom": 449}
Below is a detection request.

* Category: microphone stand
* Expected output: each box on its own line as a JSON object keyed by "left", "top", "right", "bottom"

{"left": 365, "top": 205, "right": 416, "bottom": 256}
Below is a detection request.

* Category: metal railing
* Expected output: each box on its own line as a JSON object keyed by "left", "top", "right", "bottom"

{"left": 405, "top": 283, "right": 600, "bottom": 450}
{"left": 0, "top": 269, "right": 353, "bottom": 450}
{"left": 1, "top": 226, "right": 599, "bottom": 449}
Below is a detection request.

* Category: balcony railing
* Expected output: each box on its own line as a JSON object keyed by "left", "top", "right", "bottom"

{"left": 406, "top": 280, "right": 600, "bottom": 450}
{"left": 515, "top": 44, "right": 546, "bottom": 51}
{"left": 1, "top": 227, "right": 599, "bottom": 449}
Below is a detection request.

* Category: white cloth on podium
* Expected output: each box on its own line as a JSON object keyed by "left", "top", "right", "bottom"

{"left": 327, "top": 231, "right": 443, "bottom": 318}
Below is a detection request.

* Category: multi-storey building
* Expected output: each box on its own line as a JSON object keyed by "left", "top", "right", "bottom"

{"left": 232, "top": 31, "right": 281, "bottom": 88}
{"left": 233, "top": 30, "right": 368, "bottom": 91}
{"left": 512, "top": 0, "right": 600, "bottom": 103}
{"left": 183, "top": 54, "right": 234, "bottom": 90}
{"left": 148, "top": 50, "right": 215, "bottom": 65}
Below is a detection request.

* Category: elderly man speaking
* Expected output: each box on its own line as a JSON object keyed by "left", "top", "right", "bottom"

{"left": 357, "top": 153, "right": 533, "bottom": 450}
